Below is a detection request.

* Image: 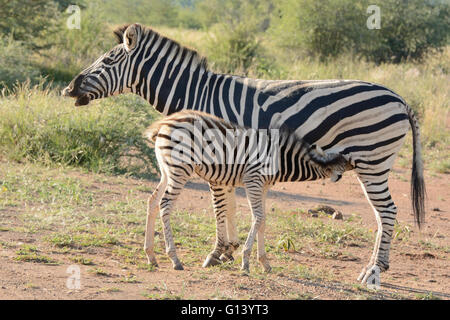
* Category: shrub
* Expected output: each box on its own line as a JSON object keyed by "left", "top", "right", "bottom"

{"left": 0, "top": 82, "right": 159, "bottom": 177}
{"left": 0, "top": 0, "right": 61, "bottom": 51}
{"left": 201, "top": 0, "right": 276, "bottom": 75}
{"left": 37, "top": 2, "right": 115, "bottom": 85}
{"left": 206, "top": 23, "right": 262, "bottom": 74}
{"left": 270, "top": 0, "right": 449, "bottom": 63}
{"left": 0, "top": 36, "right": 42, "bottom": 89}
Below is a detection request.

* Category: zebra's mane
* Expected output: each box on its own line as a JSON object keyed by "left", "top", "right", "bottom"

{"left": 113, "top": 24, "right": 208, "bottom": 71}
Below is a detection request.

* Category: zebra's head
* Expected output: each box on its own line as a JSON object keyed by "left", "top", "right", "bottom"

{"left": 62, "top": 23, "right": 144, "bottom": 106}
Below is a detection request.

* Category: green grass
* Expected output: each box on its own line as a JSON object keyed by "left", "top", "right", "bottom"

{"left": 14, "top": 245, "right": 59, "bottom": 264}
{"left": 0, "top": 158, "right": 372, "bottom": 279}
{"left": 0, "top": 81, "right": 160, "bottom": 176}
{"left": 1, "top": 159, "right": 441, "bottom": 299}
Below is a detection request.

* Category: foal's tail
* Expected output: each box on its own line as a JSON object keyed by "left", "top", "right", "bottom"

{"left": 144, "top": 119, "right": 166, "bottom": 143}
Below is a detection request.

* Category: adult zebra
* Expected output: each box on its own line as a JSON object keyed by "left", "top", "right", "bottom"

{"left": 62, "top": 23, "right": 425, "bottom": 284}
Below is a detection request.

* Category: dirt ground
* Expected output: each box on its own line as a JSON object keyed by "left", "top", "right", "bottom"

{"left": 0, "top": 161, "right": 448, "bottom": 300}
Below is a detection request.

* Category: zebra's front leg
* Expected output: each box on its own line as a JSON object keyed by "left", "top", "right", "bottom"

{"left": 220, "top": 187, "right": 240, "bottom": 262}
{"left": 144, "top": 175, "right": 168, "bottom": 267}
{"left": 257, "top": 187, "right": 271, "bottom": 272}
{"left": 159, "top": 175, "right": 189, "bottom": 270}
{"left": 357, "top": 176, "right": 396, "bottom": 286}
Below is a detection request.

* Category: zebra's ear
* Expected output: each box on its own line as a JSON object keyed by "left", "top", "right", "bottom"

{"left": 113, "top": 24, "right": 130, "bottom": 44}
{"left": 123, "top": 23, "right": 140, "bottom": 52}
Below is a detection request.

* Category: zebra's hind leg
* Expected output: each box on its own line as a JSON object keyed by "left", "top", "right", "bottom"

{"left": 357, "top": 175, "right": 397, "bottom": 285}
{"left": 203, "top": 184, "right": 230, "bottom": 267}
{"left": 144, "top": 174, "right": 168, "bottom": 267}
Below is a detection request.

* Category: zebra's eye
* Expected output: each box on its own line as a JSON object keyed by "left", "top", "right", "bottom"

{"left": 103, "top": 57, "right": 114, "bottom": 65}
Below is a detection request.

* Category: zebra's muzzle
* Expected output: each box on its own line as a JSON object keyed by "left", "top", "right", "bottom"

{"left": 74, "top": 95, "right": 90, "bottom": 106}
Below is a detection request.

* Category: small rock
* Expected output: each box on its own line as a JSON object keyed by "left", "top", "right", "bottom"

{"left": 432, "top": 207, "right": 442, "bottom": 212}
{"left": 332, "top": 211, "right": 343, "bottom": 220}
{"left": 309, "top": 205, "right": 336, "bottom": 215}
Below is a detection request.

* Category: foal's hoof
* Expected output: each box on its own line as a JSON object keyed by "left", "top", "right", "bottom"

{"left": 202, "top": 255, "right": 222, "bottom": 268}
{"left": 263, "top": 265, "right": 272, "bottom": 273}
{"left": 219, "top": 253, "right": 234, "bottom": 263}
{"left": 147, "top": 258, "right": 159, "bottom": 268}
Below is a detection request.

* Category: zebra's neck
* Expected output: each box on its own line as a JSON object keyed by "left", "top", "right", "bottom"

{"left": 130, "top": 31, "right": 218, "bottom": 116}
{"left": 275, "top": 135, "right": 328, "bottom": 183}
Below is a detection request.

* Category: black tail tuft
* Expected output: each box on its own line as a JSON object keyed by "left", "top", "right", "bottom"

{"left": 408, "top": 108, "right": 426, "bottom": 229}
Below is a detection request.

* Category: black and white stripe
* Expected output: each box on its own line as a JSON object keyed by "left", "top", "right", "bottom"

{"left": 63, "top": 23, "right": 425, "bottom": 284}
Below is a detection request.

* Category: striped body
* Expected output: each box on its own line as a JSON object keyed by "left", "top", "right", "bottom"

{"left": 145, "top": 111, "right": 352, "bottom": 271}
{"left": 63, "top": 23, "right": 425, "bottom": 283}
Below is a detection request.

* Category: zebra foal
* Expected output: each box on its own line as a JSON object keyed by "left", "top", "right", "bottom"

{"left": 144, "top": 110, "right": 352, "bottom": 272}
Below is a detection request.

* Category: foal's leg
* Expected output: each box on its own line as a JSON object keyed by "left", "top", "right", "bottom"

{"left": 241, "top": 181, "right": 265, "bottom": 273}
{"left": 159, "top": 170, "right": 191, "bottom": 270}
{"left": 257, "top": 187, "right": 271, "bottom": 272}
{"left": 221, "top": 187, "right": 240, "bottom": 262}
{"left": 144, "top": 173, "right": 168, "bottom": 267}
{"left": 203, "top": 185, "right": 239, "bottom": 267}
{"left": 203, "top": 184, "right": 230, "bottom": 267}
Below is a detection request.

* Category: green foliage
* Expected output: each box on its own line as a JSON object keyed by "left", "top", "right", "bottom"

{"left": 39, "top": 3, "right": 115, "bottom": 84}
{"left": 362, "top": 0, "right": 450, "bottom": 63}
{"left": 270, "top": 0, "right": 368, "bottom": 59}
{"left": 202, "top": 0, "right": 276, "bottom": 75}
{"left": 0, "top": 36, "right": 42, "bottom": 88}
{"left": 0, "top": 0, "right": 63, "bottom": 50}
{"left": 270, "top": 0, "right": 449, "bottom": 63}
{"left": 0, "top": 82, "right": 159, "bottom": 176}
{"left": 206, "top": 23, "right": 262, "bottom": 74}
{"left": 91, "top": 0, "right": 180, "bottom": 27}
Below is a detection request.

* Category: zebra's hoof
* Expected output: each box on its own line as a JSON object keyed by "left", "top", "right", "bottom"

{"left": 357, "top": 267, "right": 367, "bottom": 282}
{"left": 219, "top": 253, "right": 234, "bottom": 263}
{"left": 173, "top": 263, "right": 184, "bottom": 270}
{"left": 263, "top": 265, "right": 272, "bottom": 273}
{"left": 202, "top": 255, "right": 222, "bottom": 268}
{"left": 241, "top": 263, "right": 250, "bottom": 275}
{"left": 147, "top": 257, "right": 159, "bottom": 268}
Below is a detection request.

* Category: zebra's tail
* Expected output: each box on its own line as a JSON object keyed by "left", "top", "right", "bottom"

{"left": 407, "top": 106, "right": 426, "bottom": 229}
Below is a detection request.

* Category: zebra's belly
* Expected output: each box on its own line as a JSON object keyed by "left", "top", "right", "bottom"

{"left": 194, "top": 164, "right": 246, "bottom": 187}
